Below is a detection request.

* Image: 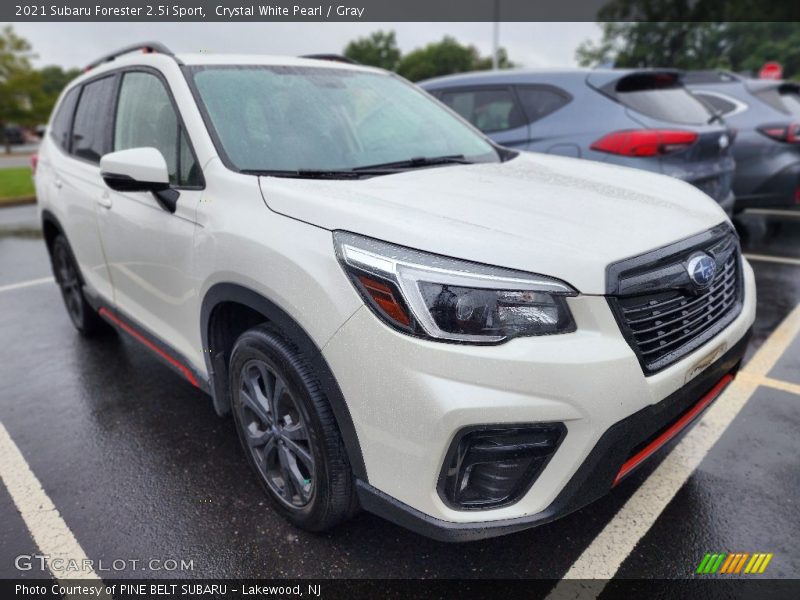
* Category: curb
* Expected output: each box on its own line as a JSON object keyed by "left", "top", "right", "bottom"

{"left": 0, "top": 196, "right": 36, "bottom": 208}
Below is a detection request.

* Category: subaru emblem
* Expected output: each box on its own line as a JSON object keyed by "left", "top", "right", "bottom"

{"left": 718, "top": 134, "right": 729, "bottom": 150}
{"left": 686, "top": 253, "right": 717, "bottom": 288}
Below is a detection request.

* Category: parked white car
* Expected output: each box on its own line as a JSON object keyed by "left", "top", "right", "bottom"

{"left": 34, "top": 44, "right": 756, "bottom": 541}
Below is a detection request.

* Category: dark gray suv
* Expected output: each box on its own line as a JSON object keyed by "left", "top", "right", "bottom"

{"left": 420, "top": 69, "right": 736, "bottom": 215}
{"left": 685, "top": 70, "right": 800, "bottom": 212}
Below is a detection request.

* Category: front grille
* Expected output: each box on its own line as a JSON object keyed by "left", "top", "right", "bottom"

{"left": 607, "top": 225, "right": 744, "bottom": 375}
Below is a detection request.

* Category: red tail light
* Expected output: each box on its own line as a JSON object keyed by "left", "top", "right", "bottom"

{"left": 590, "top": 130, "right": 698, "bottom": 157}
{"left": 30, "top": 153, "right": 38, "bottom": 175}
{"left": 758, "top": 123, "right": 800, "bottom": 144}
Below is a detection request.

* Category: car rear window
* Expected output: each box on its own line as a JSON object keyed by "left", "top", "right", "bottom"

{"left": 438, "top": 88, "right": 526, "bottom": 133}
{"left": 71, "top": 75, "right": 116, "bottom": 163}
{"left": 614, "top": 74, "right": 711, "bottom": 125}
{"left": 754, "top": 86, "right": 800, "bottom": 118}
{"left": 49, "top": 86, "right": 80, "bottom": 151}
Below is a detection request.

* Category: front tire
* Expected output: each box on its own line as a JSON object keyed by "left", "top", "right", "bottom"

{"left": 50, "top": 234, "right": 110, "bottom": 337}
{"left": 229, "top": 325, "right": 357, "bottom": 531}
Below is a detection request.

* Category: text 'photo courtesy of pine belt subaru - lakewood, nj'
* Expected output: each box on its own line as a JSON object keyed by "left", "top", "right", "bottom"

{"left": 33, "top": 43, "right": 755, "bottom": 542}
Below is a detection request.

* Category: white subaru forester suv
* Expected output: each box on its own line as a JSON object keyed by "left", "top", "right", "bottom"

{"left": 35, "top": 43, "right": 756, "bottom": 541}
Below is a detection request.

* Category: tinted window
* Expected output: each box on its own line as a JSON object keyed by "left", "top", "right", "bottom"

{"left": 191, "top": 67, "right": 497, "bottom": 172}
{"left": 694, "top": 93, "right": 738, "bottom": 116}
{"left": 755, "top": 87, "right": 800, "bottom": 118}
{"left": 616, "top": 78, "right": 711, "bottom": 125}
{"left": 114, "top": 72, "right": 200, "bottom": 187}
{"left": 71, "top": 76, "right": 116, "bottom": 163}
{"left": 781, "top": 91, "right": 800, "bottom": 117}
{"left": 439, "top": 88, "right": 525, "bottom": 133}
{"left": 49, "top": 86, "right": 79, "bottom": 151}
{"left": 515, "top": 86, "right": 571, "bottom": 122}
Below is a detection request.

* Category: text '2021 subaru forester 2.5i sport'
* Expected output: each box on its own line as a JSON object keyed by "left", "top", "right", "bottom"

{"left": 34, "top": 44, "right": 755, "bottom": 541}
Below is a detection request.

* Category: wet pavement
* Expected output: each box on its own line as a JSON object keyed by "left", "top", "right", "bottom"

{"left": 0, "top": 208, "right": 798, "bottom": 583}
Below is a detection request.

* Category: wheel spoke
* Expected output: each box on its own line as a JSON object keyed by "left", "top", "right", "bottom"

{"left": 239, "top": 384, "right": 271, "bottom": 426}
{"left": 278, "top": 443, "right": 311, "bottom": 503}
{"left": 282, "top": 435, "right": 314, "bottom": 471}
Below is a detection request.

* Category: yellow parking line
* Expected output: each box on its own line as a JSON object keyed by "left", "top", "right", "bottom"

{"left": 745, "top": 209, "right": 800, "bottom": 218}
{"left": 550, "top": 303, "right": 800, "bottom": 587}
{"left": 737, "top": 372, "right": 800, "bottom": 397}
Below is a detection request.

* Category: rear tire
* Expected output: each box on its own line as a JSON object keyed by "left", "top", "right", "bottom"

{"left": 50, "top": 234, "right": 110, "bottom": 337}
{"left": 229, "top": 324, "right": 358, "bottom": 531}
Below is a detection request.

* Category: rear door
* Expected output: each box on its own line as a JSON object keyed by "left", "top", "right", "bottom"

{"left": 436, "top": 86, "right": 530, "bottom": 148}
{"left": 590, "top": 72, "right": 736, "bottom": 204}
{"left": 95, "top": 68, "right": 205, "bottom": 365}
{"left": 50, "top": 75, "right": 118, "bottom": 303}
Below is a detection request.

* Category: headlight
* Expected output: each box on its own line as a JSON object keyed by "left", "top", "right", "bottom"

{"left": 333, "top": 231, "right": 577, "bottom": 343}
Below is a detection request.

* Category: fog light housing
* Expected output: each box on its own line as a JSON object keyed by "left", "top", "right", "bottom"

{"left": 438, "top": 424, "right": 566, "bottom": 510}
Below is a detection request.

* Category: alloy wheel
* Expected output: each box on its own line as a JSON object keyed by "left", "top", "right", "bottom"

{"left": 236, "top": 359, "right": 315, "bottom": 508}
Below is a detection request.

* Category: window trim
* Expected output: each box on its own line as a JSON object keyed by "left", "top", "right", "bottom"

{"left": 513, "top": 84, "right": 573, "bottom": 124}
{"left": 691, "top": 90, "right": 748, "bottom": 118}
{"left": 111, "top": 65, "right": 205, "bottom": 191}
{"left": 437, "top": 85, "right": 528, "bottom": 134}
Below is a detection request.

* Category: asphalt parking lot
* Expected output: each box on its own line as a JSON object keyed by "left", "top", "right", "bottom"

{"left": 1, "top": 206, "right": 799, "bottom": 591}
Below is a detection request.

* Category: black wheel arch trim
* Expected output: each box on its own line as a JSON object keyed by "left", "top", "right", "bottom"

{"left": 200, "top": 282, "right": 368, "bottom": 482}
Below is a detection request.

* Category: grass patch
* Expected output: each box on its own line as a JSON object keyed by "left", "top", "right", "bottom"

{"left": 0, "top": 167, "right": 35, "bottom": 204}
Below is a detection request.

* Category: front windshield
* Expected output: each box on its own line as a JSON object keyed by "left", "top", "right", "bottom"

{"left": 189, "top": 65, "right": 500, "bottom": 173}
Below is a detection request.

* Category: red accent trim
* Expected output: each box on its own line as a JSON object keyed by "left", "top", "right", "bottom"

{"left": 98, "top": 307, "right": 200, "bottom": 388}
{"left": 613, "top": 373, "right": 735, "bottom": 486}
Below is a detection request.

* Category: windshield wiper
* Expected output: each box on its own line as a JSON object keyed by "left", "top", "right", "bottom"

{"left": 241, "top": 168, "right": 392, "bottom": 179}
{"left": 707, "top": 111, "right": 725, "bottom": 125}
{"left": 352, "top": 154, "right": 474, "bottom": 171}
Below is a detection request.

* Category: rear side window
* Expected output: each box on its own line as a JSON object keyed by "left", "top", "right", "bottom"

{"left": 439, "top": 88, "right": 525, "bottom": 133}
{"left": 614, "top": 75, "right": 711, "bottom": 125}
{"left": 49, "top": 87, "right": 79, "bottom": 151}
{"left": 694, "top": 92, "right": 738, "bottom": 116}
{"left": 114, "top": 71, "right": 201, "bottom": 187}
{"left": 71, "top": 76, "right": 116, "bottom": 163}
{"left": 515, "top": 86, "right": 571, "bottom": 123}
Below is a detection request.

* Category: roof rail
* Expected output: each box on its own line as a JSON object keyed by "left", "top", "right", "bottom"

{"left": 300, "top": 54, "right": 360, "bottom": 65}
{"left": 85, "top": 42, "right": 175, "bottom": 71}
{"left": 682, "top": 70, "right": 742, "bottom": 85}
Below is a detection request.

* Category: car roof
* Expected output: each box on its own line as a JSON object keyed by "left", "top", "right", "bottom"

{"left": 419, "top": 67, "right": 681, "bottom": 90}
{"left": 70, "top": 51, "right": 381, "bottom": 89}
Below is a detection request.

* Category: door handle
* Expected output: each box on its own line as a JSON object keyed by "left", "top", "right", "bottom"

{"left": 54, "top": 178, "right": 63, "bottom": 189}
{"left": 97, "top": 191, "right": 112, "bottom": 209}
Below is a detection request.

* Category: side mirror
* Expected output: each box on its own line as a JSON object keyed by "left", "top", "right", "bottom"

{"left": 100, "top": 148, "right": 179, "bottom": 213}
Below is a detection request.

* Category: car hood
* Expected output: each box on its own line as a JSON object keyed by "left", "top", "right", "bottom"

{"left": 258, "top": 152, "right": 728, "bottom": 294}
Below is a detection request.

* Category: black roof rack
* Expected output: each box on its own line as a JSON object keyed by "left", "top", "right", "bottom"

{"left": 85, "top": 42, "right": 175, "bottom": 71}
{"left": 300, "top": 54, "right": 360, "bottom": 65}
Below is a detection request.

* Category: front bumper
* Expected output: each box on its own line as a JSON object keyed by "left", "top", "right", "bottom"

{"left": 322, "top": 259, "right": 756, "bottom": 539}
{"left": 356, "top": 330, "right": 749, "bottom": 541}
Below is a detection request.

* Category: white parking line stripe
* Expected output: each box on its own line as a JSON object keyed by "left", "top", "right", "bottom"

{"left": 0, "top": 276, "right": 54, "bottom": 294}
{"left": 549, "top": 303, "right": 800, "bottom": 591}
{"left": 744, "top": 253, "right": 800, "bottom": 267}
{"left": 0, "top": 421, "right": 102, "bottom": 581}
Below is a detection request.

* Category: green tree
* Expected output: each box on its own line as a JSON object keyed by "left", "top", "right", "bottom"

{"left": 395, "top": 36, "right": 513, "bottom": 82}
{"left": 344, "top": 30, "right": 401, "bottom": 71}
{"left": 0, "top": 25, "right": 39, "bottom": 152}
{"left": 39, "top": 65, "right": 81, "bottom": 97}
{"left": 577, "top": 15, "right": 800, "bottom": 79}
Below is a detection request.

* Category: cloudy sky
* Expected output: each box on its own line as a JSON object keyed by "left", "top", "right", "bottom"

{"left": 9, "top": 22, "right": 601, "bottom": 70}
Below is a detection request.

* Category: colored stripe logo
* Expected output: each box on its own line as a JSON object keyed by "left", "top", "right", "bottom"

{"left": 696, "top": 552, "right": 773, "bottom": 574}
